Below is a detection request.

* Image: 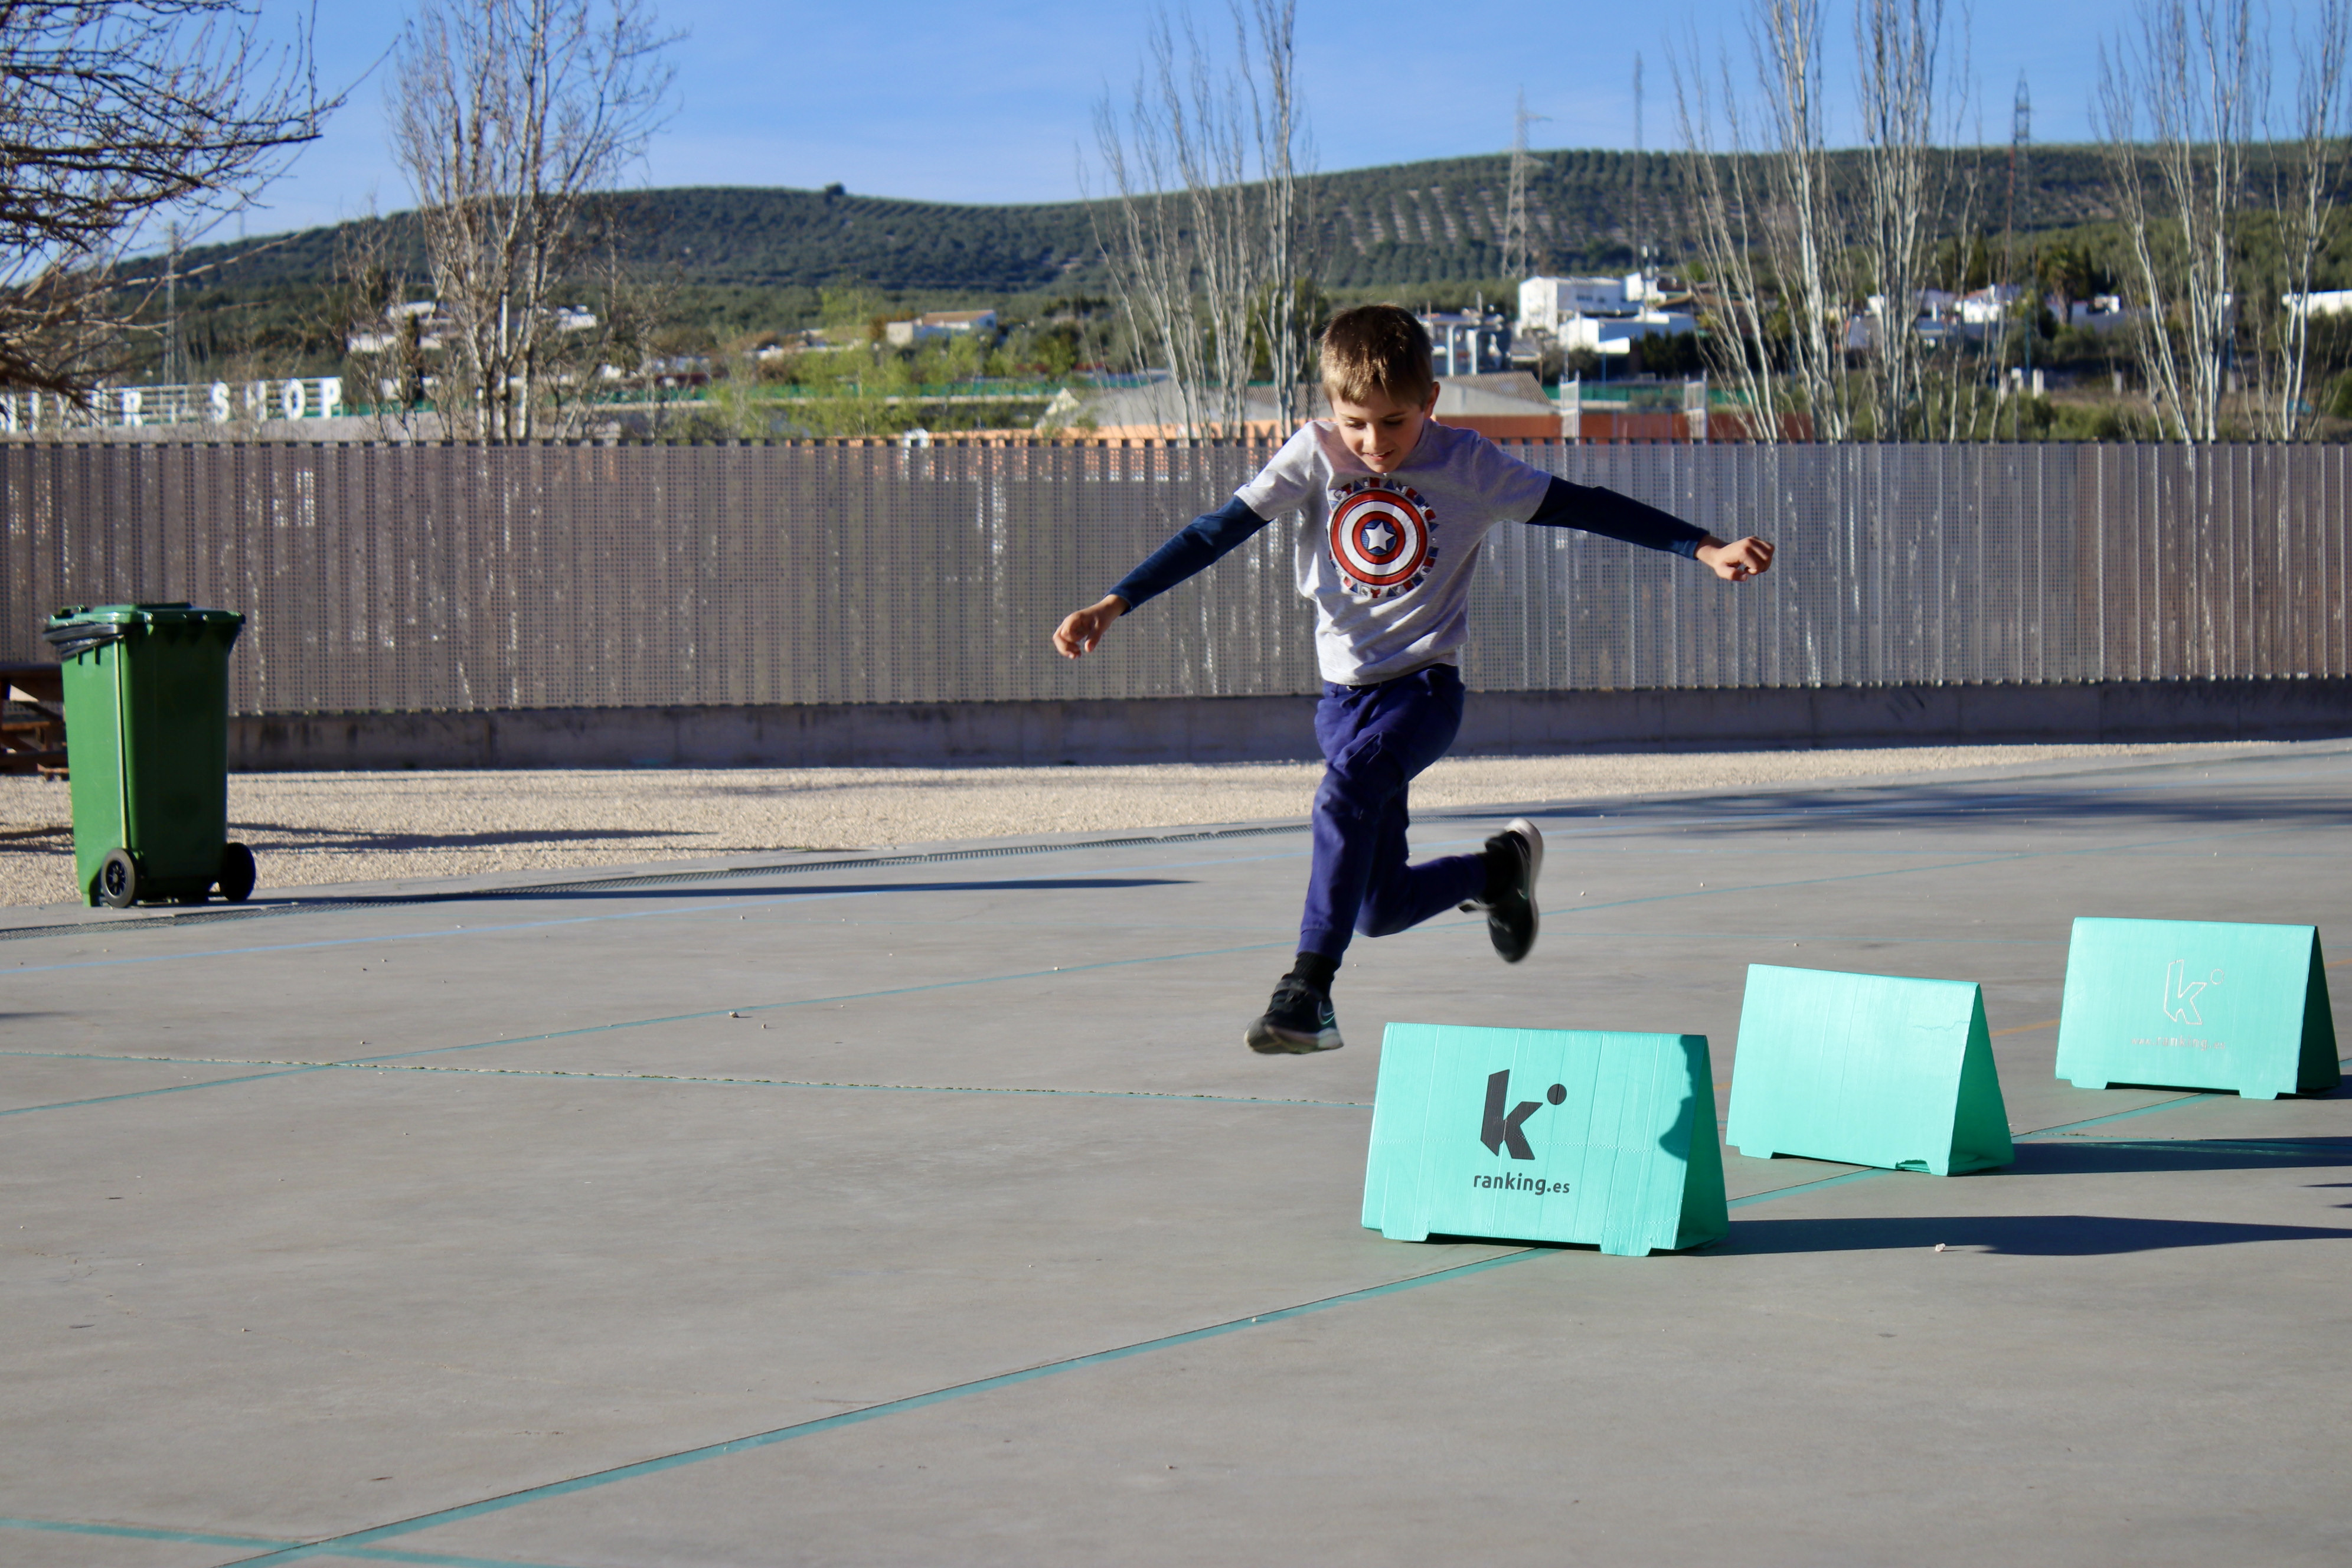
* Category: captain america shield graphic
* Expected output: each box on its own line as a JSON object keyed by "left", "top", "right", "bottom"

{"left": 1328, "top": 480, "right": 1437, "bottom": 599}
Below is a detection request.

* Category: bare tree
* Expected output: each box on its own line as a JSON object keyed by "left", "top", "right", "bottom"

{"left": 1244, "top": 0, "right": 1310, "bottom": 427}
{"left": 1673, "top": 0, "right": 1855, "bottom": 442}
{"left": 1852, "top": 0, "right": 1960, "bottom": 439}
{"left": 389, "top": 0, "right": 675, "bottom": 441}
{"left": 0, "top": 2, "right": 333, "bottom": 395}
{"left": 328, "top": 208, "right": 435, "bottom": 438}
{"left": 1753, "top": 0, "right": 1854, "bottom": 441}
{"left": 2097, "top": 0, "right": 2263, "bottom": 442}
{"left": 2256, "top": 0, "right": 2348, "bottom": 439}
{"left": 1090, "top": 0, "right": 1311, "bottom": 440}
{"left": 1673, "top": 53, "right": 1789, "bottom": 440}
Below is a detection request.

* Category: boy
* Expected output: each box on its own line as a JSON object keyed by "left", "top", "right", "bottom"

{"left": 1053, "top": 305, "right": 1773, "bottom": 1055}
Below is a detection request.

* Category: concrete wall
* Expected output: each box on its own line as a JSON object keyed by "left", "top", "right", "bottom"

{"left": 228, "top": 680, "right": 2352, "bottom": 771}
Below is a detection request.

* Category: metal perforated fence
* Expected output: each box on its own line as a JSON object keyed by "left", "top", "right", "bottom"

{"left": 3, "top": 440, "right": 2346, "bottom": 716}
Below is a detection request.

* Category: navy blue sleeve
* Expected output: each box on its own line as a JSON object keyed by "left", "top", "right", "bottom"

{"left": 1524, "top": 476, "right": 1709, "bottom": 558}
{"left": 1108, "top": 496, "right": 1273, "bottom": 610}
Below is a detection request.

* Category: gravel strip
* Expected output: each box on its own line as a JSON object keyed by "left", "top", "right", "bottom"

{"left": 0, "top": 742, "right": 2272, "bottom": 907}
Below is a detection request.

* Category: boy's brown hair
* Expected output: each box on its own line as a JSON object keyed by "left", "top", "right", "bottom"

{"left": 1319, "top": 304, "right": 1435, "bottom": 406}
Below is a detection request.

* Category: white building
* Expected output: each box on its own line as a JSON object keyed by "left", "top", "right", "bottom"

{"left": 2284, "top": 290, "right": 2352, "bottom": 318}
{"left": 1958, "top": 285, "right": 2024, "bottom": 326}
{"left": 1556, "top": 311, "right": 1697, "bottom": 357}
{"left": 1517, "top": 276, "right": 1644, "bottom": 335}
{"left": 884, "top": 309, "right": 999, "bottom": 347}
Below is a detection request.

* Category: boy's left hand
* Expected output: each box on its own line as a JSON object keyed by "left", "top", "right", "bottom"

{"left": 1696, "top": 535, "right": 1774, "bottom": 582}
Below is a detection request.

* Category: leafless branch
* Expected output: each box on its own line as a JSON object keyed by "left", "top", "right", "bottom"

{"left": 0, "top": 1, "right": 337, "bottom": 394}
{"left": 1089, "top": 1, "right": 1311, "bottom": 440}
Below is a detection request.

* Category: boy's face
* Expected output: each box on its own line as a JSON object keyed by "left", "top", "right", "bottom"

{"left": 1328, "top": 382, "right": 1439, "bottom": 473}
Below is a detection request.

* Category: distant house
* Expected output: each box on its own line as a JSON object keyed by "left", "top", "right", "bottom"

{"left": 345, "top": 300, "right": 595, "bottom": 355}
{"left": 884, "top": 309, "right": 999, "bottom": 347}
{"left": 1517, "top": 275, "right": 1642, "bottom": 334}
{"left": 1957, "top": 284, "right": 2024, "bottom": 326}
{"left": 1556, "top": 311, "right": 1696, "bottom": 357}
{"left": 347, "top": 300, "right": 446, "bottom": 354}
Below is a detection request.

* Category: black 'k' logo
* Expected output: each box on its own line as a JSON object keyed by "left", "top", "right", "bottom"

{"left": 1480, "top": 1070, "right": 1568, "bottom": 1161}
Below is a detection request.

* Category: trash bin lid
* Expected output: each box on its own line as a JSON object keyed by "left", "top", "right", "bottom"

{"left": 45, "top": 602, "right": 244, "bottom": 629}
{"left": 44, "top": 603, "right": 244, "bottom": 657}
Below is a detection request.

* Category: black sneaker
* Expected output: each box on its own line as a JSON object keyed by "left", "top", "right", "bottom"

{"left": 1246, "top": 976, "right": 1344, "bottom": 1054}
{"left": 1473, "top": 817, "right": 1543, "bottom": 963}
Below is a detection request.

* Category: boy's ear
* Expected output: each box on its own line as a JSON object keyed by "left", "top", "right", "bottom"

{"left": 1420, "top": 383, "right": 1441, "bottom": 414}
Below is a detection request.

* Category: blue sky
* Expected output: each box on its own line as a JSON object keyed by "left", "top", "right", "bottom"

{"left": 228, "top": 0, "right": 2331, "bottom": 241}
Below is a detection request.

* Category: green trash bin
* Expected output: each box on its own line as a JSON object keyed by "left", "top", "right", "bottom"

{"left": 43, "top": 603, "right": 255, "bottom": 909}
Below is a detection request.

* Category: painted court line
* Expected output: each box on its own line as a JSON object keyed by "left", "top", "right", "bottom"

{"left": 0, "top": 936, "right": 1302, "bottom": 1119}
{"left": 204, "top": 1072, "right": 2352, "bottom": 1566}
{"left": 0, "top": 1048, "right": 1366, "bottom": 1109}
{"left": 207, "top": 1250, "right": 1551, "bottom": 1566}
{"left": 0, "top": 1514, "right": 579, "bottom": 1568}
{"left": 29, "top": 1067, "right": 2348, "bottom": 1563}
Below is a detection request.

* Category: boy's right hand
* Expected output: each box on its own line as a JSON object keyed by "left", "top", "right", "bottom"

{"left": 1053, "top": 596, "right": 1128, "bottom": 658}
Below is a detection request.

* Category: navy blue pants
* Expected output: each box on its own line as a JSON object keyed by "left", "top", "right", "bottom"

{"left": 1298, "top": 664, "right": 1489, "bottom": 962}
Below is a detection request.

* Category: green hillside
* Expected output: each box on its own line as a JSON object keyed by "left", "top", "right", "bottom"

{"left": 175, "top": 145, "right": 2146, "bottom": 299}
{"left": 134, "top": 143, "right": 2349, "bottom": 379}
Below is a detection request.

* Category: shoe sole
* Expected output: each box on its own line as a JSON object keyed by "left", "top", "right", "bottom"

{"left": 1495, "top": 816, "right": 1543, "bottom": 963}
{"left": 1245, "top": 1020, "right": 1345, "bottom": 1054}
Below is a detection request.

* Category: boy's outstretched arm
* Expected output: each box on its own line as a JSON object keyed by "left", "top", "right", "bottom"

{"left": 1524, "top": 476, "right": 1774, "bottom": 582}
{"left": 1050, "top": 496, "right": 1272, "bottom": 660}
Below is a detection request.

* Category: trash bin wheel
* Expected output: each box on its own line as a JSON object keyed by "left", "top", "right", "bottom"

{"left": 96, "top": 848, "right": 141, "bottom": 909}
{"left": 218, "top": 841, "right": 256, "bottom": 904}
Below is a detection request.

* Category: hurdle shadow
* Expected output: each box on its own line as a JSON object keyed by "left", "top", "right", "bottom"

{"left": 1719, "top": 1213, "right": 2352, "bottom": 1256}
{"left": 2004, "top": 1137, "right": 2352, "bottom": 1175}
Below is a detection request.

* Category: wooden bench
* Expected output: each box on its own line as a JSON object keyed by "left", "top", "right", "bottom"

{"left": 1, "top": 662, "right": 66, "bottom": 778}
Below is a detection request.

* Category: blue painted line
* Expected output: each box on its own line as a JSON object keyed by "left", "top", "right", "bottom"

{"left": 0, "top": 1516, "right": 581, "bottom": 1567}
{"left": 0, "top": 1051, "right": 1368, "bottom": 1107}
{"left": 0, "top": 1514, "right": 284, "bottom": 1548}
{"left": 210, "top": 1058, "right": 2312, "bottom": 1568}
{"left": 209, "top": 1248, "right": 1548, "bottom": 1566}
{"left": 1725, "top": 1167, "right": 1888, "bottom": 1207}
{"left": 0, "top": 1064, "right": 319, "bottom": 1119}
{"left": 0, "top": 935, "right": 1308, "bottom": 1119}
{"left": 0, "top": 1047, "right": 1367, "bottom": 1108}
{"left": 49, "top": 1054, "right": 2352, "bottom": 1562}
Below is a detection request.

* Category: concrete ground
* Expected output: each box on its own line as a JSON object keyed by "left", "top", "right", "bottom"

{"left": 2, "top": 740, "right": 2347, "bottom": 1566}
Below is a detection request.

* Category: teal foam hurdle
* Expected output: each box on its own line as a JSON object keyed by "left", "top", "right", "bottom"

{"left": 2054, "top": 917, "right": 2340, "bottom": 1100}
{"left": 1724, "top": 964, "right": 2013, "bottom": 1175}
{"left": 1362, "top": 1023, "right": 1726, "bottom": 1257}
